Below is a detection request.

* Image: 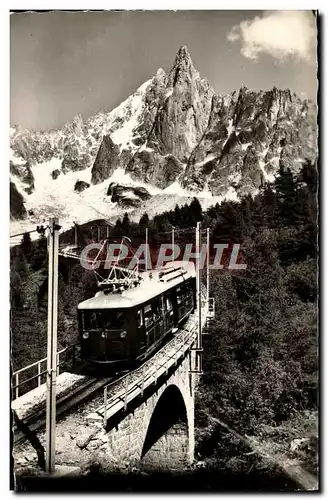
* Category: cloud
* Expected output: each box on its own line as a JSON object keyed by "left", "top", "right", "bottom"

{"left": 227, "top": 11, "right": 316, "bottom": 64}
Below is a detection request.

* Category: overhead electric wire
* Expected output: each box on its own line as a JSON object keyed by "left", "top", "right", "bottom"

{"left": 10, "top": 227, "right": 47, "bottom": 239}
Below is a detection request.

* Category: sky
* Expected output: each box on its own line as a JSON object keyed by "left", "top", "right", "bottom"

{"left": 10, "top": 10, "right": 317, "bottom": 131}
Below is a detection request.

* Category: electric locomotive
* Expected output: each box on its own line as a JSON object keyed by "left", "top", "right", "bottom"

{"left": 77, "top": 261, "right": 196, "bottom": 367}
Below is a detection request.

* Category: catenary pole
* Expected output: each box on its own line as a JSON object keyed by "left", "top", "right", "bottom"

{"left": 172, "top": 227, "right": 175, "bottom": 262}
{"left": 206, "top": 227, "right": 210, "bottom": 305}
{"left": 45, "top": 217, "right": 59, "bottom": 473}
{"left": 196, "top": 221, "right": 202, "bottom": 372}
{"left": 145, "top": 227, "right": 149, "bottom": 270}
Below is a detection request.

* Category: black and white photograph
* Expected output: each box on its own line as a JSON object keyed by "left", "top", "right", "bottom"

{"left": 9, "top": 9, "right": 318, "bottom": 492}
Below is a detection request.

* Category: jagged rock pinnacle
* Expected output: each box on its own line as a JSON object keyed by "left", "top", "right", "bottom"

{"left": 168, "top": 45, "right": 198, "bottom": 88}
{"left": 172, "top": 45, "right": 194, "bottom": 69}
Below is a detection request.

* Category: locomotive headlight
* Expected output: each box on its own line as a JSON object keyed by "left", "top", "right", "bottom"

{"left": 83, "top": 332, "right": 89, "bottom": 339}
{"left": 120, "top": 330, "right": 127, "bottom": 339}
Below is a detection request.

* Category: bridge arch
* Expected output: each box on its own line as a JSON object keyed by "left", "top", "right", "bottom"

{"left": 140, "top": 384, "right": 190, "bottom": 471}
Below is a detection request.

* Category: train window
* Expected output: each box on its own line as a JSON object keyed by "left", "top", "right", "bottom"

{"left": 152, "top": 299, "right": 161, "bottom": 321}
{"left": 137, "top": 309, "right": 143, "bottom": 327}
{"left": 144, "top": 304, "right": 153, "bottom": 328}
{"left": 166, "top": 296, "right": 173, "bottom": 311}
{"left": 176, "top": 287, "right": 183, "bottom": 305}
{"left": 87, "top": 311, "right": 98, "bottom": 329}
{"left": 103, "top": 311, "right": 125, "bottom": 329}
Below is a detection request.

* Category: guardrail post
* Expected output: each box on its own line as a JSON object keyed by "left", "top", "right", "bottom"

{"left": 38, "top": 362, "right": 41, "bottom": 387}
{"left": 103, "top": 386, "right": 108, "bottom": 428}
{"left": 15, "top": 373, "right": 19, "bottom": 399}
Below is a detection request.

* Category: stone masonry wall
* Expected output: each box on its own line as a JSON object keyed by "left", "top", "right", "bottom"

{"left": 103, "top": 350, "right": 196, "bottom": 471}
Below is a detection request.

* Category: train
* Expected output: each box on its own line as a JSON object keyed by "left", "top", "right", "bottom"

{"left": 77, "top": 261, "right": 196, "bottom": 368}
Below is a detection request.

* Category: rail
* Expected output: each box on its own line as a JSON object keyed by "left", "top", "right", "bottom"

{"left": 12, "top": 343, "right": 80, "bottom": 400}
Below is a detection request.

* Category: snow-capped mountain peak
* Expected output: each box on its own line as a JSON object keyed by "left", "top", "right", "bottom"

{"left": 10, "top": 45, "right": 317, "bottom": 241}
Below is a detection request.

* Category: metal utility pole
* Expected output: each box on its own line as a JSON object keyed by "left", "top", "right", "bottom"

{"left": 74, "top": 223, "right": 78, "bottom": 247}
{"left": 97, "top": 226, "right": 101, "bottom": 242}
{"left": 106, "top": 225, "right": 110, "bottom": 239}
{"left": 206, "top": 227, "right": 210, "bottom": 305}
{"left": 172, "top": 227, "right": 175, "bottom": 262}
{"left": 45, "top": 217, "right": 60, "bottom": 473}
{"left": 145, "top": 227, "right": 149, "bottom": 270}
{"left": 196, "top": 221, "right": 202, "bottom": 372}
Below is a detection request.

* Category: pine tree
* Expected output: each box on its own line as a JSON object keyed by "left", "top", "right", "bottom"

{"left": 190, "top": 197, "right": 203, "bottom": 223}
{"left": 174, "top": 204, "right": 182, "bottom": 227}
{"left": 121, "top": 213, "right": 131, "bottom": 235}
{"left": 112, "top": 219, "right": 123, "bottom": 238}
{"left": 261, "top": 184, "right": 277, "bottom": 229}
{"left": 139, "top": 213, "right": 149, "bottom": 236}
{"left": 20, "top": 232, "right": 32, "bottom": 260}
{"left": 275, "top": 165, "right": 298, "bottom": 227}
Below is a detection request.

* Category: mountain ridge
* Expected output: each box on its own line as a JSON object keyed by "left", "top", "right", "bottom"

{"left": 10, "top": 45, "right": 317, "bottom": 233}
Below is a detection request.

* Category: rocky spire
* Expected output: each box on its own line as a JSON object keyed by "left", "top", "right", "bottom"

{"left": 167, "top": 45, "right": 198, "bottom": 87}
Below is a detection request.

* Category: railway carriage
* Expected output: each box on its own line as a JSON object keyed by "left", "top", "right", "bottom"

{"left": 77, "top": 262, "right": 196, "bottom": 367}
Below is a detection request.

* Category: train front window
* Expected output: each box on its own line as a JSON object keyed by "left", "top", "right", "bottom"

{"left": 82, "top": 310, "right": 125, "bottom": 330}
{"left": 84, "top": 311, "right": 99, "bottom": 330}
{"left": 103, "top": 311, "right": 125, "bottom": 329}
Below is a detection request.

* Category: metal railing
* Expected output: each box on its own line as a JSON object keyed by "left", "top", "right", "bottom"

{"left": 99, "top": 305, "right": 205, "bottom": 426}
{"left": 12, "top": 343, "right": 79, "bottom": 400}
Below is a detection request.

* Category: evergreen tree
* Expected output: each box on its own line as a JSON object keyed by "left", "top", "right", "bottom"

{"left": 121, "top": 213, "right": 131, "bottom": 235}
{"left": 154, "top": 213, "right": 172, "bottom": 234}
{"left": 174, "top": 204, "right": 182, "bottom": 227}
{"left": 20, "top": 232, "right": 32, "bottom": 260}
{"left": 190, "top": 197, "right": 203, "bottom": 223}
{"left": 112, "top": 219, "right": 123, "bottom": 238}
{"left": 260, "top": 184, "right": 277, "bottom": 229}
{"left": 139, "top": 213, "right": 149, "bottom": 236}
{"left": 275, "top": 165, "right": 298, "bottom": 227}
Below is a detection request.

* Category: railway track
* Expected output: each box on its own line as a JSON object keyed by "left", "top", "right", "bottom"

{"left": 13, "top": 375, "right": 115, "bottom": 445}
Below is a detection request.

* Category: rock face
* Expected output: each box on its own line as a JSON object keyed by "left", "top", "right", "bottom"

{"left": 91, "top": 136, "right": 120, "bottom": 184}
{"left": 147, "top": 46, "right": 214, "bottom": 161}
{"left": 74, "top": 180, "right": 90, "bottom": 193}
{"left": 107, "top": 182, "right": 151, "bottom": 208}
{"left": 9, "top": 45, "right": 317, "bottom": 222}
{"left": 182, "top": 86, "right": 317, "bottom": 195}
{"left": 10, "top": 181, "right": 26, "bottom": 220}
{"left": 10, "top": 160, "right": 35, "bottom": 194}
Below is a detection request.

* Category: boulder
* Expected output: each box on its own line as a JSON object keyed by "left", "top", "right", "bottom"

{"left": 51, "top": 169, "right": 61, "bottom": 180}
{"left": 74, "top": 180, "right": 90, "bottom": 193}
{"left": 106, "top": 182, "right": 151, "bottom": 208}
